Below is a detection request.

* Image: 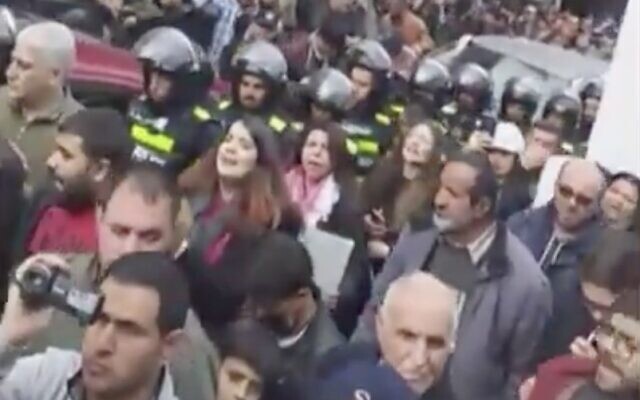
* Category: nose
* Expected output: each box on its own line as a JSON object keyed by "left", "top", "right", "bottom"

{"left": 407, "top": 340, "right": 429, "bottom": 369}
{"left": 434, "top": 188, "right": 448, "bottom": 210}
{"left": 122, "top": 234, "right": 143, "bottom": 254}
{"left": 5, "top": 60, "right": 16, "bottom": 81}
{"left": 93, "top": 324, "right": 116, "bottom": 354}
{"left": 234, "top": 379, "right": 250, "bottom": 400}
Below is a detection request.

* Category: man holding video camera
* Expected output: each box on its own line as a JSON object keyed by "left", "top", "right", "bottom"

{"left": 0, "top": 251, "right": 187, "bottom": 399}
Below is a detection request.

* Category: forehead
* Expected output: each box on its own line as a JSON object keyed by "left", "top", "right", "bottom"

{"left": 610, "top": 178, "right": 639, "bottom": 197}
{"left": 558, "top": 164, "right": 601, "bottom": 194}
{"left": 223, "top": 357, "right": 261, "bottom": 380}
{"left": 241, "top": 74, "right": 264, "bottom": 86}
{"left": 351, "top": 67, "right": 373, "bottom": 83}
{"left": 103, "top": 183, "right": 172, "bottom": 226}
{"left": 440, "top": 162, "right": 477, "bottom": 190}
{"left": 385, "top": 292, "right": 453, "bottom": 335}
{"left": 407, "top": 124, "right": 433, "bottom": 142}
{"left": 54, "top": 133, "right": 84, "bottom": 150}
{"left": 100, "top": 279, "right": 160, "bottom": 329}
{"left": 531, "top": 128, "right": 558, "bottom": 142}
{"left": 307, "top": 129, "right": 328, "bottom": 142}
{"left": 227, "top": 122, "right": 254, "bottom": 142}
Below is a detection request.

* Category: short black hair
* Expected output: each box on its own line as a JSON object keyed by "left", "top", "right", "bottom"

{"left": 580, "top": 229, "right": 640, "bottom": 293}
{"left": 247, "top": 232, "right": 315, "bottom": 305}
{"left": 105, "top": 251, "right": 189, "bottom": 334}
{"left": 532, "top": 119, "right": 565, "bottom": 143}
{"left": 318, "top": 12, "right": 351, "bottom": 51}
{"left": 102, "top": 162, "right": 180, "bottom": 220}
{"left": 60, "top": 108, "right": 134, "bottom": 175}
{"left": 446, "top": 150, "right": 498, "bottom": 214}
{"left": 218, "top": 318, "right": 284, "bottom": 383}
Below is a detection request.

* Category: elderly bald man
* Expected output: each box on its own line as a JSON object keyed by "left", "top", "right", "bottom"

{"left": 508, "top": 157, "right": 606, "bottom": 364}
{"left": 0, "top": 21, "right": 82, "bottom": 186}
{"left": 316, "top": 272, "right": 461, "bottom": 399}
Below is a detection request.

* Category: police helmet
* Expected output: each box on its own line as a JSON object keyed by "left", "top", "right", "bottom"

{"left": 500, "top": 76, "right": 542, "bottom": 119}
{"left": 134, "top": 27, "right": 209, "bottom": 75}
{"left": 233, "top": 40, "right": 288, "bottom": 84}
{"left": 543, "top": 92, "right": 582, "bottom": 130}
{"left": 580, "top": 78, "right": 604, "bottom": 102}
{"left": 348, "top": 39, "right": 392, "bottom": 74}
{"left": 302, "top": 68, "right": 353, "bottom": 114}
{"left": 411, "top": 58, "right": 452, "bottom": 108}
{"left": 452, "top": 63, "right": 493, "bottom": 110}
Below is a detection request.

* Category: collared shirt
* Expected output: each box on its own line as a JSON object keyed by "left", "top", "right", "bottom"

{"left": 193, "top": 0, "right": 239, "bottom": 67}
{"left": 0, "top": 86, "right": 82, "bottom": 186}
{"left": 447, "top": 222, "right": 498, "bottom": 264}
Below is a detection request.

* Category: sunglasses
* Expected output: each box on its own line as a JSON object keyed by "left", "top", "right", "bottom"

{"left": 557, "top": 183, "right": 594, "bottom": 207}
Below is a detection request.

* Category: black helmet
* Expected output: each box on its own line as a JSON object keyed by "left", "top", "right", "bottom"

{"left": 134, "top": 27, "right": 213, "bottom": 108}
{"left": 134, "top": 27, "right": 210, "bottom": 75}
{"left": 543, "top": 92, "right": 582, "bottom": 131}
{"left": 411, "top": 58, "right": 452, "bottom": 110}
{"left": 302, "top": 68, "right": 353, "bottom": 115}
{"left": 452, "top": 63, "right": 493, "bottom": 111}
{"left": 500, "top": 76, "right": 542, "bottom": 121}
{"left": 580, "top": 78, "right": 604, "bottom": 102}
{"left": 347, "top": 39, "right": 392, "bottom": 74}
{"left": 233, "top": 40, "right": 288, "bottom": 84}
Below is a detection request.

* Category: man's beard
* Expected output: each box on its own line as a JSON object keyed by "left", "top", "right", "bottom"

{"left": 53, "top": 175, "right": 95, "bottom": 211}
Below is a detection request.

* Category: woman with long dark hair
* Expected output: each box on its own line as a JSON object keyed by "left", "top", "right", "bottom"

{"left": 285, "top": 121, "right": 370, "bottom": 337}
{"left": 183, "top": 116, "right": 301, "bottom": 332}
{"left": 360, "top": 118, "right": 443, "bottom": 265}
{"left": 600, "top": 172, "right": 640, "bottom": 235}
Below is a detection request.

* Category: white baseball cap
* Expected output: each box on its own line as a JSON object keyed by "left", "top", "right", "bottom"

{"left": 484, "top": 122, "right": 525, "bottom": 154}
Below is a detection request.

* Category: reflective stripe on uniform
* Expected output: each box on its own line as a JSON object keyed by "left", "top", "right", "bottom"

{"left": 218, "top": 100, "right": 232, "bottom": 110}
{"left": 375, "top": 113, "right": 391, "bottom": 126}
{"left": 355, "top": 139, "right": 379, "bottom": 155}
{"left": 131, "top": 124, "right": 175, "bottom": 154}
{"left": 193, "top": 106, "right": 212, "bottom": 121}
{"left": 345, "top": 138, "right": 358, "bottom": 155}
{"left": 269, "top": 116, "right": 287, "bottom": 132}
{"left": 390, "top": 104, "right": 405, "bottom": 115}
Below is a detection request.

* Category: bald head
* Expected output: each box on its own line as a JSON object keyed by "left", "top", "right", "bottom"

{"left": 376, "top": 272, "right": 461, "bottom": 394}
{"left": 554, "top": 158, "right": 606, "bottom": 231}
{"left": 16, "top": 22, "right": 76, "bottom": 80}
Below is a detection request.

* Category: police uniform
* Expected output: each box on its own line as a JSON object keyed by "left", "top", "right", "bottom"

{"left": 130, "top": 27, "right": 221, "bottom": 176}
{"left": 343, "top": 40, "right": 396, "bottom": 175}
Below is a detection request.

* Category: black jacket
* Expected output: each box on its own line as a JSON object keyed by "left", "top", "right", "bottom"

{"left": 316, "top": 191, "right": 371, "bottom": 338}
{"left": 496, "top": 178, "right": 532, "bottom": 221}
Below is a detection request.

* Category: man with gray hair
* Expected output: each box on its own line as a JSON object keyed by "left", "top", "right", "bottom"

{"left": 317, "top": 271, "right": 461, "bottom": 399}
{"left": 0, "top": 21, "right": 82, "bottom": 186}
{"left": 508, "top": 157, "right": 606, "bottom": 365}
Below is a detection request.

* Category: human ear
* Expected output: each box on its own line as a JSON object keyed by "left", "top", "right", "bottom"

{"left": 161, "top": 329, "right": 186, "bottom": 360}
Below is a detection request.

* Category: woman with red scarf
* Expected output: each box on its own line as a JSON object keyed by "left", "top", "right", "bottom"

{"left": 183, "top": 115, "right": 301, "bottom": 335}
{"left": 285, "top": 121, "right": 370, "bottom": 337}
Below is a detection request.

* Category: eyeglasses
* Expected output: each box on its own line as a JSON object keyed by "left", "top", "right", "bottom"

{"left": 557, "top": 183, "right": 594, "bottom": 207}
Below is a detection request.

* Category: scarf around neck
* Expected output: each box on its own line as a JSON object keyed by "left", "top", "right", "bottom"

{"left": 286, "top": 166, "right": 340, "bottom": 227}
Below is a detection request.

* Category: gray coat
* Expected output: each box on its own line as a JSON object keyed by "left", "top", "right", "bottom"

{"left": 352, "top": 223, "right": 552, "bottom": 400}
{"left": 0, "top": 346, "right": 177, "bottom": 400}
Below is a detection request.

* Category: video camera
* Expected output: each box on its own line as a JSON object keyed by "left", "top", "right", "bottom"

{"left": 14, "top": 263, "right": 104, "bottom": 326}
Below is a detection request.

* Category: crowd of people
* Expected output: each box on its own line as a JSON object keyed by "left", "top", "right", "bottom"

{"left": 0, "top": 0, "right": 637, "bottom": 400}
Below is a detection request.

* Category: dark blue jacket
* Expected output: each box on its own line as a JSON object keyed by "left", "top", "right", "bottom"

{"left": 507, "top": 203, "right": 603, "bottom": 365}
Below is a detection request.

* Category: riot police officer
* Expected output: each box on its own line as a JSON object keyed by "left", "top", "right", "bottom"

{"left": 542, "top": 91, "right": 582, "bottom": 153}
{"left": 409, "top": 57, "right": 452, "bottom": 119}
{"left": 500, "top": 76, "right": 542, "bottom": 132}
{"left": 445, "top": 62, "right": 496, "bottom": 148}
{"left": 578, "top": 77, "right": 604, "bottom": 142}
{"left": 214, "top": 40, "right": 294, "bottom": 161}
{"left": 299, "top": 67, "right": 353, "bottom": 125}
{"left": 129, "top": 27, "right": 221, "bottom": 180}
{"left": 343, "top": 39, "right": 395, "bottom": 175}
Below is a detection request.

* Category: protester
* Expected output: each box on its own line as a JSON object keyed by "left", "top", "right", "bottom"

{"left": 600, "top": 172, "right": 640, "bottom": 234}
{"left": 286, "top": 122, "right": 370, "bottom": 336}
{"left": 11, "top": 162, "right": 217, "bottom": 400}
{"left": 246, "top": 232, "right": 345, "bottom": 377}
{"left": 522, "top": 286, "right": 640, "bottom": 400}
{"left": 355, "top": 150, "right": 551, "bottom": 399}
{"left": 520, "top": 119, "right": 565, "bottom": 194}
{"left": 0, "top": 252, "right": 189, "bottom": 400}
{"left": 360, "top": 119, "right": 442, "bottom": 264}
{"left": 216, "top": 318, "right": 297, "bottom": 400}
{"left": 13, "top": 108, "right": 133, "bottom": 260}
{"left": 319, "top": 271, "right": 459, "bottom": 398}
{"left": 377, "top": 0, "right": 434, "bottom": 56}
{"left": 183, "top": 116, "right": 301, "bottom": 331}
{"left": 0, "top": 21, "right": 82, "bottom": 186}
{"left": 509, "top": 158, "right": 606, "bottom": 365}
{"left": 482, "top": 121, "right": 531, "bottom": 220}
